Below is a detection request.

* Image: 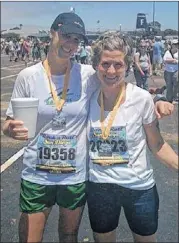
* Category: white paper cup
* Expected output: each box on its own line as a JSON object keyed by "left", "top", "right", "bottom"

{"left": 11, "top": 98, "right": 39, "bottom": 138}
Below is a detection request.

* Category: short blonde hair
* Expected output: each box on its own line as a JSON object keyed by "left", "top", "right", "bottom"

{"left": 91, "top": 31, "right": 133, "bottom": 70}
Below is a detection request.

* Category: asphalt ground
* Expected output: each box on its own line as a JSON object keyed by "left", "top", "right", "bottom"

{"left": 1, "top": 54, "right": 178, "bottom": 242}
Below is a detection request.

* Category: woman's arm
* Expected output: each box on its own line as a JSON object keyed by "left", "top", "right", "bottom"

{"left": 163, "top": 51, "right": 177, "bottom": 64}
{"left": 164, "top": 58, "right": 177, "bottom": 64}
{"left": 143, "top": 119, "right": 178, "bottom": 170}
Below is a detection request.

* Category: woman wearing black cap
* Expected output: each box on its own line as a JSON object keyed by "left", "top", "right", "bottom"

{"left": 2, "top": 12, "right": 175, "bottom": 243}
{"left": 3, "top": 12, "right": 97, "bottom": 243}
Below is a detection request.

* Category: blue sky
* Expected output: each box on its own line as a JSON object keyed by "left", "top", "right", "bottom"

{"left": 1, "top": 1, "right": 178, "bottom": 31}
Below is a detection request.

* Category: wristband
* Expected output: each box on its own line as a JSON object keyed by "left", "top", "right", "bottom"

{"left": 153, "top": 94, "right": 168, "bottom": 103}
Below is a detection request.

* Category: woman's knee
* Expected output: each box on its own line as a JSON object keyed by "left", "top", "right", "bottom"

{"left": 132, "top": 232, "right": 157, "bottom": 243}
{"left": 58, "top": 206, "right": 84, "bottom": 233}
{"left": 19, "top": 209, "right": 51, "bottom": 243}
{"left": 93, "top": 230, "right": 116, "bottom": 243}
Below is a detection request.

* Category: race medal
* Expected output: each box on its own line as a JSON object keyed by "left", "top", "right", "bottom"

{"left": 90, "top": 127, "right": 129, "bottom": 166}
{"left": 100, "top": 83, "right": 125, "bottom": 140}
{"left": 52, "top": 110, "right": 66, "bottom": 130}
{"left": 36, "top": 133, "right": 77, "bottom": 173}
{"left": 43, "top": 59, "right": 71, "bottom": 111}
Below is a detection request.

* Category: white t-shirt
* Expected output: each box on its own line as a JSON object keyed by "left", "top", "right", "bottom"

{"left": 6, "top": 62, "right": 99, "bottom": 185}
{"left": 8, "top": 41, "right": 15, "bottom": 51}
{"left": 163, "top": 50, "right": 178, "bottom": 72}
{"left": 87, "top": 83, "right": 156, "bottom": 190}
{"left": 85, "top": 45, "right": 92, "bottom": 57}
{"left": 134, "top": 52, "right": 150, "bottom": 71}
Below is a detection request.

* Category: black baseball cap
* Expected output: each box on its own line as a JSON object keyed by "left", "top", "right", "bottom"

{"left": 51, "top": 12, "right": 88, "bottom": 44}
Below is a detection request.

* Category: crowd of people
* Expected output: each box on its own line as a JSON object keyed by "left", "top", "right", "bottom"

{"left": 132, "top": 36, "right": 178, "bottom": 103}
{"left": 1, "top": 37, "right": 50, "bottom": 65}
{"left": 3, "top": 33, "right": 177, "bottom": 103}
{"left": 2, "top": 11, "right": 178, "bottom": 243}
{"left": 1, "top": 36, "right": 94, "bottom": 66}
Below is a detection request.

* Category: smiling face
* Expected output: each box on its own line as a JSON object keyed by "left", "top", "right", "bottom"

{"left": 96, "top": 50, "right": 126, "bottom": 88}
{"left": 51, "top": 30, "right": 82, "bottom": 59}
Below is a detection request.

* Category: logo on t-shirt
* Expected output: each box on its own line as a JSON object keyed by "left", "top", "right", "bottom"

{"left": 44, "top": 88, "right": 81, "bottom": 106}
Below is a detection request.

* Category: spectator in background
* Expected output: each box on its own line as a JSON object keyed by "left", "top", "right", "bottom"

{"left": 14, "top": 40, "right": 21, "bottom": 62}
{"left": 148, "top": 39, "right": 154, "bottom": 65}
{"left": 85, "top": 41, "right": 92, "bottom": 64}
{"left": 19, "top": 38, "right": 24, "bottom": 60}
{"left": 166, "top": 40, "right": 172, "bottom": 51}
{"left": 22, "top": 37, "right": 31, "bottom": 66}
{"left": 80, "top": 43, "right": 87, "bottom": 64}
{"left": 132, "top": 38, "right": 137, "bottom": 55}
{"left": 44, "top": 41, "right": 50, "bottom": 57}
{"left": 8, "top": 39, "right": 16, "bottom": 62}
{"left": 152, "top": 36, "right": 164, "bottom": 76}
{"left": 32, "top": 40, "right": 41, "bottom": 62}
{"left": 1, "top": 39, "right": 5, "bottom": 54}
{"left": 134, "top": 42, "right": 152, "bottom": 90}
{"left": 5, "top": 40, "right": 10, "bottom": 55}
{"left": 75, "top": 44, "right": 81, "bottom": 63}
{"left": 163, "top": 39, "right": 178, "bottom": 104}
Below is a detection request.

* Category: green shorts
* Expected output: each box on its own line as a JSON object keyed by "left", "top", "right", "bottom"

{"left": 19, "top": 179, "right": 86, "bottom": 213}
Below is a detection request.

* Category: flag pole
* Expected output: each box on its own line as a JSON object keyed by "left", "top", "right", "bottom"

{"left": 153, "top": 1, "right": 155, "bottom": 29}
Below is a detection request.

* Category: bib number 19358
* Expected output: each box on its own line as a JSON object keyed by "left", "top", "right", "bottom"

{"left": 38, "top": 147, "right": 76, "bottom": 161}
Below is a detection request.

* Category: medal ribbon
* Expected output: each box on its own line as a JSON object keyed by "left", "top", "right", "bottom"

{"left": 100, "top": 83, "right": 125, "bottom": 140}
{"left": 43, "top": 59, "right": 71, "bottom": 111}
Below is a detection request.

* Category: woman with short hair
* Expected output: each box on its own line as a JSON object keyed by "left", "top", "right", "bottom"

{"left": 87, "top": 31, "right": 178, "bottom": 243}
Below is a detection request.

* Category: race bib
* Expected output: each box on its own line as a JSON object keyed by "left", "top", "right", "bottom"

{"left": 36, "top": 133, "right": 77, "bottom": 173}
{"left": 90, "top": 127, "right": 129, "bottom": 166}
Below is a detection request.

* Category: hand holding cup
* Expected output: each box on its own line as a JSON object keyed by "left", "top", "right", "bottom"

{"left": 8, "top": 120, "right": 28, "bottom": 140}
{"left": 11, "top": 97, "right": 39, "bottom": 139}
